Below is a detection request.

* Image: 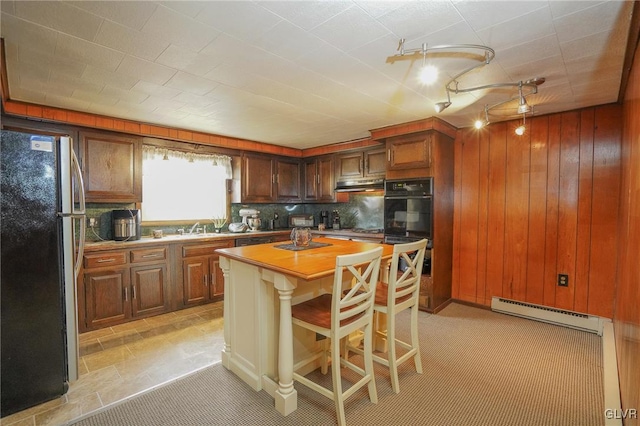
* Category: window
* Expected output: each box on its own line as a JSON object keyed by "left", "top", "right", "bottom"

{"left": 141, "top": 146, "right": 232, "bottom": 223}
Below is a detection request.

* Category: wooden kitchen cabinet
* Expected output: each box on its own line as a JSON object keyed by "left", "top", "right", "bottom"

{"left": 373, "top": 119, "right": 456, "bottom": 312}
{"left": 335, "top": 148, "right": 386, "bottom": 182}
{"left": 385, "top": 133, "right": 431, "bottom": 172}
{"left": 129, "top": 247, "right": 169, "bottom": 318}
{"left": 80, "top": 246, "right": 169, "bottom": 331}
{"left": 303, "top": 155, "right": 336, "bottom": 202}
{"left": 80, "top": 130, "right": 142, "bottom": 203}
{"left": 180, "top": 241, "right": 233, "bottom": 307}
{"left": 84, "top": 268, "right": 130, "bottom": 330}
{"left": 241, "top": 153, "right": 301, "bottom": 203}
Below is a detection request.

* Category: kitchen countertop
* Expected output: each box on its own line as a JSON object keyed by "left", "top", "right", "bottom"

{"left": 216, "top": 236, "right": 392, "bottom": 281}
{"left": 84, "top": 228, "right": 384, "bottom": 252}
{"left": 312, "top": 229, "right": 384, "bottom": 240}
{"left": 84, "top": 229, "right": 291, "bottom": 252}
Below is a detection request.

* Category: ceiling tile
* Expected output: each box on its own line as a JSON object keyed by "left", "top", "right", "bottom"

{"left": 547, "top": 1, "right": 606, "bottom": 19}
{"left": 142, "top": 5, "right": 220, "bottom": 52}
{"left": 155, "top": 45, "right": 221, "bottom": 77}
{"left": 452, "top": 0, "right": 546, "bottom": 32}
{"left": 18, "top": 46, "right": 86, "bottom": 79}
{"left": 494, "top": 34, "right": 562, "bottom": 70}
{"left": 45, "top": 94, "right": 90, "bottom": 111}
{"left": 158, "top": 1, "right": 205, "bottom": 19}
{"left": 173, "top": 91, "right": 216, "bottom": 108}
{"left": 375, "top": 1, "right": 464, "bottom": 41}
{"left": 553, "top": 1, "right": 628, "bottom": 43}
{"left": 64, "top": 0, "right": 158, "bottom": 31}
{"left": 310, "top": 6, "right": 391, "bottom": 52}
{"left": 72, "top": 88, "right": 119, "bottom": 106}
{"left": 165, "top": 71, "right": 218, "bottom": 96}
{"left": 116, "top": 56, "right": 176, "bottom": 86}
{"left": 14, "top": 1, "right": 103, "bottom": 42}
{"left": 476, "top": 6, "right": 555, "bottom": 51}
{"left": 1, "top": 1, "right": 15, "bottom": 14}
{"left": 81, "top": 65, "right": 140, "bottom": 91}
{"left": 100, "top": 86, "right": 149, "bottom": 104}
{"left": 560, "top": 29, "right": 626, "bottom": 63}
{"left": 0, "top": 13, "right": 58, "bottom": 54}
{"left": 54, "top": 33, "right": 124, "bottom": 72}
{"left": 95, "top": 20, "right": 169, "bottom": 61}
{"left": 259, "top": 1, "right": 352, "bottom": 31}
{"left": 204, "top": 64, "right": 254, "bottom": 89}
{"left": 252, "top": 20, "right": 328, "bottom": 61}
{"left": 10, "top": 86, "right": 47, "bottom": 104}
{"left": 131, "top": 81, "right": 182, "bottom": 100}
{"left": 195, "top": 2, "right": 282, "bottom": 42}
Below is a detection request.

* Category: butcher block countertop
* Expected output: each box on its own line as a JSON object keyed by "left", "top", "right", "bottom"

{"left": 216, "top": 237, "right": 393, "bottom": 281}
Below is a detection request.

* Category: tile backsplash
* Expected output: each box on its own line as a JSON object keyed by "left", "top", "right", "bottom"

{"left": 85, "top": 193, "right": 384, "bottom": 242}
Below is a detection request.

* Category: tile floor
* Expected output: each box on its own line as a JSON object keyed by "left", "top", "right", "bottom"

{"left": 1, "top": 302, "right": 225, "bottom": 426}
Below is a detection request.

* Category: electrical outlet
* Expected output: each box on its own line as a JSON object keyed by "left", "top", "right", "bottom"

{"left": 88, "top": 217, "right": 97, "bottom": 227}
{"left": 558, "top": 274, "right": 569, "bottom": 287}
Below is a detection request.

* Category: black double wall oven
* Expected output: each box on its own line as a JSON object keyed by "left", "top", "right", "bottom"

{"left": 384, "top": 177, "right": 433, "bottom": 274}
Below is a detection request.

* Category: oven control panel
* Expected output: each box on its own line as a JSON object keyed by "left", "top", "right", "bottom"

{"left": 385, "top": 178, "right": 433, "bottom": 196}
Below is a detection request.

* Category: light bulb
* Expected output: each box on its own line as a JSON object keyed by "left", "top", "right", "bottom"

{"left": 515, "top": 125, "right": 526, "bottom": 136}
{"left": 419, "top": 65, "right": 438, "bottom": 85}
{"left": 474, "top": 120, "right": 484, "bottom": 129}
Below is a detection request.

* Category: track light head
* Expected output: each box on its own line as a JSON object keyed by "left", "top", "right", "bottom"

{"left": 434, "top": 101, "right": 451, "bottom": 113}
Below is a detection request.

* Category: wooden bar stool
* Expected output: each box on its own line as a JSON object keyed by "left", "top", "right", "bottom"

{"left": 291, "top": 247, "right": 383, "bottom": 426}
{"left": 347, "top": 239, "right": 427, "bottom": 394}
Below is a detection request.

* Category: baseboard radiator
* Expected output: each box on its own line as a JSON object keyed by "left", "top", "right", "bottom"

{"left": 491, "top": 297, "right": 606, "bottom": 335}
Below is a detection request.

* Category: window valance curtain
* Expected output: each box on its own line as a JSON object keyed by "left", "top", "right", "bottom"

{"left": 142, "top": 145, "right": 232, "bottom": 178}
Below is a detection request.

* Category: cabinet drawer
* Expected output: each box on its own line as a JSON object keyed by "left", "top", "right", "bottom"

{"left": 130, "top": 247, "right": 167, "bottom": 263}
{"left": 182, "top": 242, "right": 232, "bottom": 258}
{"left": 84, "top": 251, "right": 128, "bottom": 269}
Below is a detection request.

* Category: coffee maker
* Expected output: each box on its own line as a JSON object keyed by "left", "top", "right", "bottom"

{"left": 319, "top": 210, "right": 330, "bottom": 228}
{"left": 112, "top": 209, "right": 141, "bottom": 241}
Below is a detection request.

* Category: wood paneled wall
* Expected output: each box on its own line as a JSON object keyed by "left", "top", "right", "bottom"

{"left": 616, "top": 36, "right": 640, "bottom": 424}
{"left": 452, "top": 104, "right": 621, "bottom": 318}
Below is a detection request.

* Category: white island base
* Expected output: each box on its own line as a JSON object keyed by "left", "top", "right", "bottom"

{"left": 219, "top": 256, "right": 335, "bottom": 415}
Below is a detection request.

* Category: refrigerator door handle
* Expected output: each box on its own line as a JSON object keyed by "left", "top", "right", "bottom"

{"left": 71, "top": 148, "right": 86, "bottom": 278}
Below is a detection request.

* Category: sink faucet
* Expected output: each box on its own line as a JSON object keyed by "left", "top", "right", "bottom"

{"left": 189, "top": 222, "right": 200, "bottom": 235}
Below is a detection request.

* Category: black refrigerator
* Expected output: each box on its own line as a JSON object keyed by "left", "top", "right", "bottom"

{"left": 1, "top": 130, "right": 86, "bottom": 417}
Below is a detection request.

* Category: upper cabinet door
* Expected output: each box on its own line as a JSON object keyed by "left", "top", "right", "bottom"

{"left": 242, "top": 154, "right": 275, "bottom": 203}
{"left": 275, "top": 158, "right": 302, "bottom": 202}
{"left": 335, "top": 148, "right": 387, "bottom": 181}
{"left": 80, "top": 131, "right": 142, "bottom": 203}
{"left": 335, "top": 152, "right": 364, "bottom": 181}
{"left": 363, "top": 148, "right": 386, "bottom": 177}
{"left": 386, "top": 133, "right": 432, "bottom": 171}
{"left": 303, "top": 155, "right": 336, "bottom": 203}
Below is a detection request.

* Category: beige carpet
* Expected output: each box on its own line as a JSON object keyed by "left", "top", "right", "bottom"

{"left": 71, "top": 303, "right": 604, "bottom": 426}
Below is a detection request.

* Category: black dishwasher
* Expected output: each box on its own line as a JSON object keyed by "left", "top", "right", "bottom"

{"left": 235, "top": 236, "right": 276, "bottom": 247}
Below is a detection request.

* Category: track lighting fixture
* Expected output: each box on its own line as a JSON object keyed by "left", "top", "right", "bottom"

{"left": 391, "top": 39, "right": 545, "bottom": 129}
{"left": 517, "top": 81, "right": 531, "bottom": 114}
{"left": 474, "top": 106, "right": 490, "bottom": 129}
{"left": 435, "top": 101, "right": 451, "bottom": 113}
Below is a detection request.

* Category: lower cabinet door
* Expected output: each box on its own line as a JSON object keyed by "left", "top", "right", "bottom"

{"left": 84, "top": 268, "right": 130, "bottom": 329}
{"left": 182, "top": 257, "right": 208, "bottom": 306}
{"left": 209, "top": 256, "right": 224, "bottom": 300}
{"left": 131, "top": 264, "right": 168, "bottom": 318}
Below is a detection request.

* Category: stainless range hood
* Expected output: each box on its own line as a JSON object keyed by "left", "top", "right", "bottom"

{"left": 335, "top": 178, "right": 385, "bottom": 193}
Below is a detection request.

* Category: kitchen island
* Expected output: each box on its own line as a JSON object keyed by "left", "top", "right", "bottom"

{"left": 216, "top": 237, "right": 393, "bottom": 416}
